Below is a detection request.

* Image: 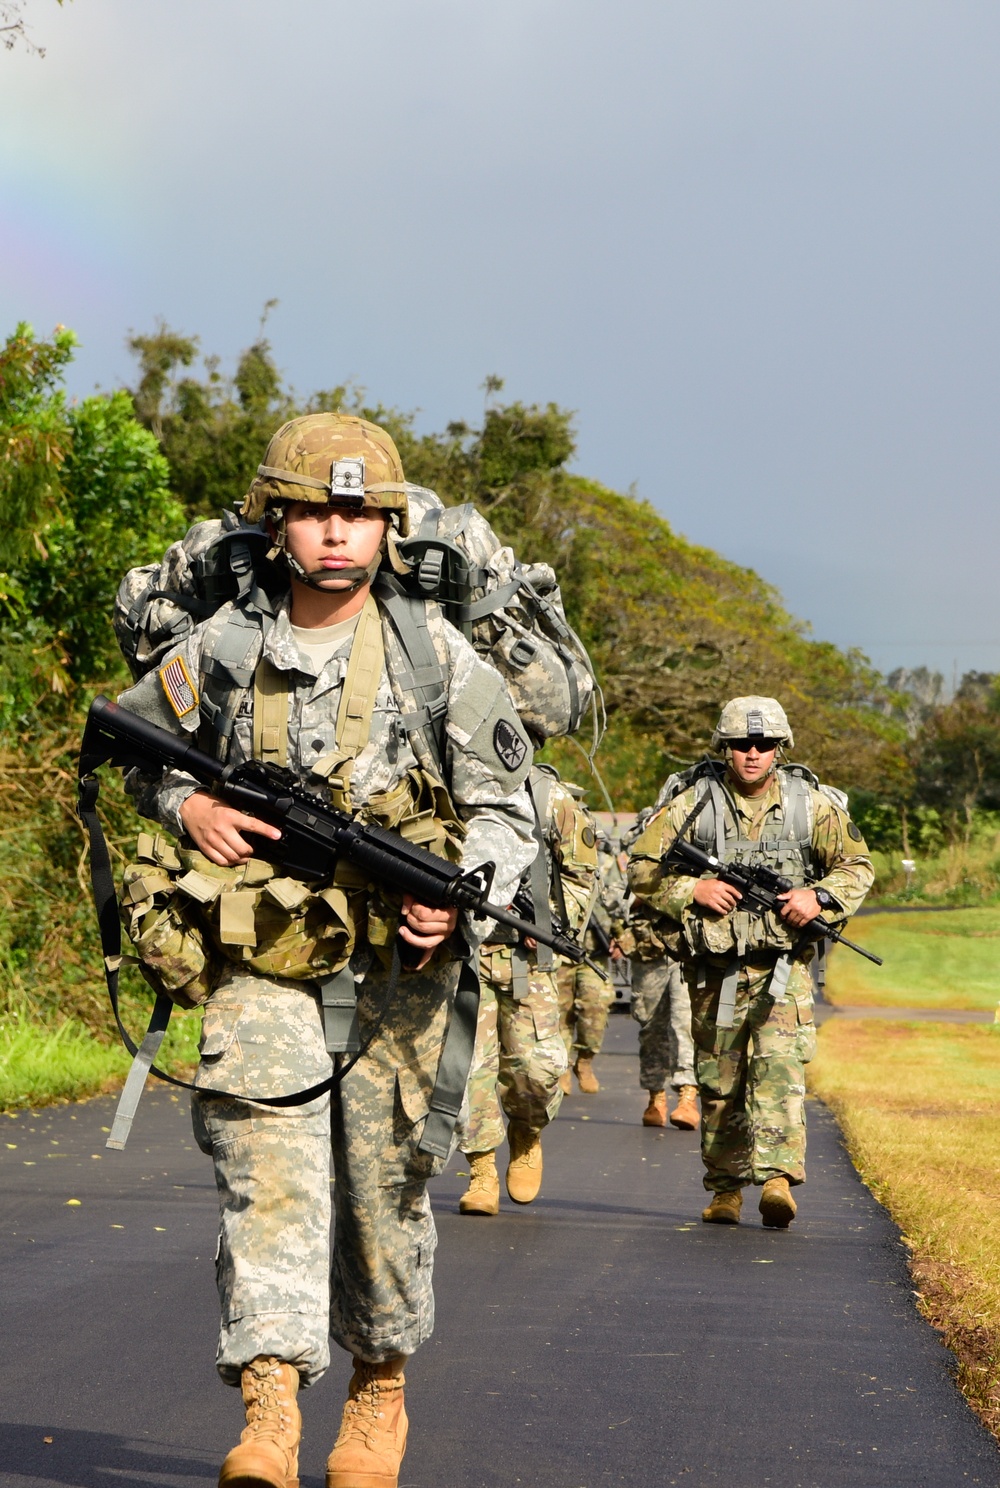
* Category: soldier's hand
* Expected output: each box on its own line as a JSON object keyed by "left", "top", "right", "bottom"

{"left": 609, "top": 941, "right": 624, "bottom": 962}
{"left": 400, "top": 894, "right": 459, "bottom": 971}
{"left": 777, "top": 887, "right": 821, "bottom": 927}
{"left": 180, "top": 790, "right": 282, "bottom": 866}
{"left": 692, "top": 878, "right": 742, "bottom": 915}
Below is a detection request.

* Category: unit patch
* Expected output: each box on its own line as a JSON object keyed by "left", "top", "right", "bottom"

{"left": 159, "top": 655, "right": 199, "bottom": 719}
{"left": 493, "top": 717, "right": 528, "bottom": 773}
{"left": 847, "top": 821, "right": 863, "bottom": 842}
{"left": 581, "top": 826, "right": 597, "bottom": 848}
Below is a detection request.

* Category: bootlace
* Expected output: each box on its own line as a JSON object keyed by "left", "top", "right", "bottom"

{"left": 245, "top": 1362, "right": 295, "bottom": 1440}
{"left": 468, "top": 1155, "right": 497, "bottom": 1192}
{"left": 509, "top": 1127, "right": 540, "bottom": 1168}
{"left": 336, "top": 1376, "right": 401, "bottom": 1449}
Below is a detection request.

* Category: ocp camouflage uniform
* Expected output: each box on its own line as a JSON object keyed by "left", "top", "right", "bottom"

{"left": 120, "top": 590, "right": 536, "bottom": 1384}
{"left": 628, "top": 775, "right": 873, "bottom": 1193}
{"left": 556, "top": 830, "right": 615, "bottom": 1063}
{"left": 458, "top": 767, "right": 596, "bottom": 1153}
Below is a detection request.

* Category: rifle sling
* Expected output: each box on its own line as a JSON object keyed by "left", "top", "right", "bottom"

{"left": 525, "top": 776, "right": 555, "bottom": 972}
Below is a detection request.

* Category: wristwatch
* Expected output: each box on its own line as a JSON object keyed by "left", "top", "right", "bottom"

{"left": 814, "top": 888, "right": 842, "bottom": 913}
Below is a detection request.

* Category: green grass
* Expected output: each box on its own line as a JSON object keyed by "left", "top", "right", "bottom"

{"left": 0, "top": 1008, "right": 202, "bottom": 1111}
{"left": 827, "top": 908, "right": 1000, "bottom": 1011}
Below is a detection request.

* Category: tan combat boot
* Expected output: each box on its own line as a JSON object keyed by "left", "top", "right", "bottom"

{"left": 218, "top": 1356, "right": 301, "bottom": 1488}
{"left": 459, "top": 1150, "right": 500, "bottom": 1216}
{"left": 642, "top": 1091, "right": 668, "bottom": 1127}
{"left": 558, "top": 1070, "right": 572, "bottom": 1095}
{"left": 701, "top": 1190, "right": 743, "bottom": 1225}
{"left": 326, "top": 1360, "right": 407, "bottom": 1488}
{"left": 575, "top": 1055, "right": 600, "bottom": 1094}
{"left": 760, "top": 1176, "right": 797, "bottom": 1229}
{"left": 505, "top": 1120, "right": 543, "bottom": 1203}
{"left": 669, "top": 1085, "right": 700, "bottom": 1130}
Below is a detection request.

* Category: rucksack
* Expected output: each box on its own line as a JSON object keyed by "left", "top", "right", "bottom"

{"left": 621, "top": 757, "right": 849, "bottom": 869}
{"left": 114, "top": 483, "right": 600, "bottom": 747}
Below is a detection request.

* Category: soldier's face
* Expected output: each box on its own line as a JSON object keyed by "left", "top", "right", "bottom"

{"left": 283, "top": 502, "right": 388, "bottom": 589}
{"left": 727, "top": 739, "right": 778, "bottom": 791}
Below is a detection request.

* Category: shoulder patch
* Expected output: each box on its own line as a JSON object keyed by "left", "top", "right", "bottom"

{"left": 493, "top": 717, "right": 528, "bottom": 772}
{"left": 581, "top": 825, "right": 596, "bottom": 848}
{"left": 847, "top": 820, "right": 863, "bottom": 841}
{"left": 159, "top": 655, "right": 199, "bottom": 719}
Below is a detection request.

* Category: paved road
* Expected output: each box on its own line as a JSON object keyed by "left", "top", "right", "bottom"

{"left": 2, "top": 1015, "right": 997, "bottom": 1488}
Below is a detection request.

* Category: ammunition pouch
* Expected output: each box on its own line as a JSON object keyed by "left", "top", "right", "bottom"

{"left": 120, "top": 768, "right": 466, "bottom": 1003}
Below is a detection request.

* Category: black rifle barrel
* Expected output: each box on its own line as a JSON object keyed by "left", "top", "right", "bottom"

{"left": 80, "top": 696, "right": 590, "bottom": 965}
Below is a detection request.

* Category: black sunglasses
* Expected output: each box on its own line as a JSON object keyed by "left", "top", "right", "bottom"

{"left": 727, "top": 738, "right": 779, "bottom": 754}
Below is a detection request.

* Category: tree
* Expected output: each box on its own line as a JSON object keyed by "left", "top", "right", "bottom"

{"left": 1, "top": 0, "right": 65, "bottom": 58}
{"left": 125, "top": 318, "right": 912, "bottom": 807}
{"left": 0, "top": 323, "right": 185, "bottom": 731}
{"left": 907, "top": 675, "right": 1000, "bottom": 839}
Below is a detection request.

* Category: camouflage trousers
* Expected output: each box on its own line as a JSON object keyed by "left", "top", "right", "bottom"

{"left": 555, "top": 959, "right": 615, "bottom": 1060}
{"left": 190, "top": 956, "right": 460, "bottom": 1388}
{"left": 457, "top": 945, "right": 567, "bottom": 1154}
{"left": 630, "top": 957, "right": 696, "bottom": 1091}
{"left": 685, "top": 957, "right": 817, "bottom": 1194}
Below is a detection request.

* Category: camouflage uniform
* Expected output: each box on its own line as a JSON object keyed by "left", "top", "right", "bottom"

{"left": 458, "top": 767, "right": 595, "bottom": 1152}
{"left": 556, "top": 833, "right": 616, "bottom": 1062}
{"left": 120, "top": 592, "right": 535, "bottom": 1383}
{"left": 628, "top": 774, "right": 873, "bottom": 1193}
{"left": 629, "top": 956, "right": 696, "bottom": 1093}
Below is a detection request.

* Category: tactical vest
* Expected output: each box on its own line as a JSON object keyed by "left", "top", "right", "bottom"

{"left": 120, "top": 583, "right": 466, "bottom": 1009}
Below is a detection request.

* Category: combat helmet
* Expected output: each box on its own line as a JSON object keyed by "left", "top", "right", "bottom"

{"left": 242, "top": 413, "right": 410, "bottom": 535}
{"left": 711, "top": 696, "right": 794, "bottom": 751}
{"left": 242, "top": 413, "right": 411, "bottom": 589}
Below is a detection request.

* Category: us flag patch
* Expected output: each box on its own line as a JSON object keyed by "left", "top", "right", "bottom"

{"left": 159, "top": 655, "right": 199, "bottom": 719}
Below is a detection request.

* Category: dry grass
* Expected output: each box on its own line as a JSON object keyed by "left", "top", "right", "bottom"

{"left": 811, "top": 1019, "right": 1000, "bottom": 1437}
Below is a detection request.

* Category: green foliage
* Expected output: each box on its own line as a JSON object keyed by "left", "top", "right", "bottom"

{"left": 127, "top": 316, "right": 295, "bottom": 518}
{"left": 0, "top": 321, "right": 75, "bottom": 571}
{"left": 0, "top": 325, "right": 185, "bottom": 733}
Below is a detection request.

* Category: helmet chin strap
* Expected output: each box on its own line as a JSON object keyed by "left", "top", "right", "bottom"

{"left": 285, "top": 550, "right": 382, "bottom": 592}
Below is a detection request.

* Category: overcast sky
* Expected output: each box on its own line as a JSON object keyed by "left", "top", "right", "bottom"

{"left": 3, "top": 0, "right": 998, "bottom": 683}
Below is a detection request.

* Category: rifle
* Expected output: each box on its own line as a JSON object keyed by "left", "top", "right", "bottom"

{"left": 508, "top": 881, "right": 607, "bottom": 978}
{"left": 80, "top": 695, "right": 594, "bottom": 968}
{"left": 661, "top": 796, "right": 882, "bottom": 967}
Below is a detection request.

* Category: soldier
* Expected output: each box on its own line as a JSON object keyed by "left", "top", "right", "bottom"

{"left": 629, "top": 952, "right": 699, "bottom": 1130}
{"left": 627, "top": 697, "right": 873, "bottom": 1228}
{"left": 116, "top": 414, "right": 536, "bottom": 1488}
{"left": 615, "top": 823, "right": 698, "bottom": 1130}
{"left": 457, "top": 763, "right": 597, "bottom": 1215}
{"left": 556, "top": 824, "right": 619, "bottom": 1094}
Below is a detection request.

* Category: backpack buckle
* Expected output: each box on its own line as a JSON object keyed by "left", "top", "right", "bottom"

{"left": 508, "top": 636, "right": 539, "bottom": 671}
{"left": 416, "top": 548, "right": 445, "bottom": 595}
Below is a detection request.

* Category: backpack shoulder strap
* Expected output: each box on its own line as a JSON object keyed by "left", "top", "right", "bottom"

{"left": 198, "top": 596, "right": 275, "bottom": 760}
{"left": 373, "top": 574, "right": 450, "bottom": 778}
{"left": 777, "top": 765, "right": 817, "bottom": 845}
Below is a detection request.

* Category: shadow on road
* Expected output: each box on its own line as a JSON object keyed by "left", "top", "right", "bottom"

{"left": 0, "top": 1424, "right": 216, "bottom": 1488}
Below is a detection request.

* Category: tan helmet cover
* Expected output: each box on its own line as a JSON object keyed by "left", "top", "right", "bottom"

{"left": 712, "top": 695, "right": 794, "bottom": 750}
{"left": 242, "top": 413, "right": 410, "bottom": 536}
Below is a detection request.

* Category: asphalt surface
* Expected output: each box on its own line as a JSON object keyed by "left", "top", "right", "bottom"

{"left": 2, "top": 1015, "right": 997, "bottom": 1488}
